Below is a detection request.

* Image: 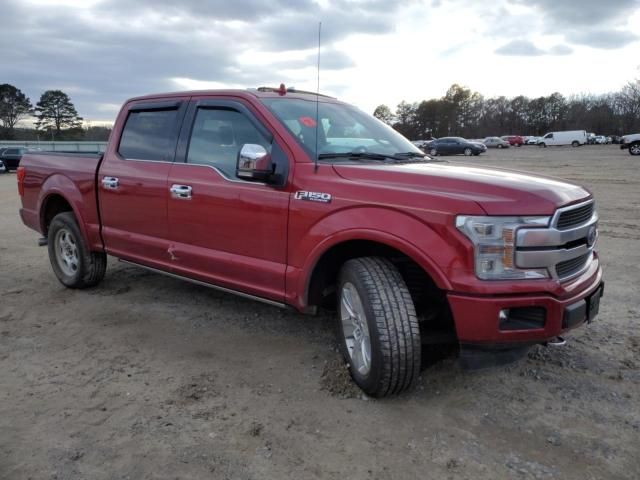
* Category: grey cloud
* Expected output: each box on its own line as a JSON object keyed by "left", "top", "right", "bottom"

{"left": 495, "top": 40, "right": 574, "bottom": 56}
{"left": 97, "top": 0, "right": 317, "bottom": 21}
{"left": 506, "top": 0, "right": 640, "bottom": 49}
{"left": 0, "top": 0, "right": 396, "bottom": 122}
{"left": 495, "top": 40, "right": 545, "bottom": 56}
{"left": 509, "top": 0, "right": 637, "bottom": 26}
{"left": 548, "top": 44, "right": 573, "bottom": 55}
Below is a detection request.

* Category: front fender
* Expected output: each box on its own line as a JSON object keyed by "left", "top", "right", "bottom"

{"left": 287, "top": 206, "right": 465, "bottom": 309}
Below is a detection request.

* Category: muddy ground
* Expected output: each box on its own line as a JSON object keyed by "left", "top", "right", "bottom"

{"left": 0, "top": 145, "right": 638, "bottom": 479}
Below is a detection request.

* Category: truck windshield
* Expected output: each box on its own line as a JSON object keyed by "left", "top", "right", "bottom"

{"left": 260, "top": 97, "right": 424, "bottom": 161}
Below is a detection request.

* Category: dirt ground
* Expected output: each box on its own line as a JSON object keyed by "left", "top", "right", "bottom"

{"left": 1, "top": 145, "right": 638, "bottom": 480}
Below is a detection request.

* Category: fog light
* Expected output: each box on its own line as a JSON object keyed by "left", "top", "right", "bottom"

{"left": 499, "top": 307, "right": 546, "bottom": 331}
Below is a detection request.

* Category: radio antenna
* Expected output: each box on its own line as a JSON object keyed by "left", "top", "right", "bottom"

{"left": 314, "top": 21, "right": 322, "bottom": 173}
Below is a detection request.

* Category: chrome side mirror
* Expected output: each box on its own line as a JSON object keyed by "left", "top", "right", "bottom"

{"left": 236, "top": 144, "right": 273, "bottom": 182}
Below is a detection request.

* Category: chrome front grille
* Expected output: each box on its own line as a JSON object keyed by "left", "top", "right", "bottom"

{"left": 515, "top": 200, "right": 597, "bottom": 282}
{"left": 556, "top": 203, "right": 594, "bottom": 230}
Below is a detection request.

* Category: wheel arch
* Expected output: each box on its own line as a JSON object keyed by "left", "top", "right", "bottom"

{"left": 38, "top": 175, "right": 92, "bottom": 247}
{"left": 299, "top": 229, "right": 453, "bottom": 313}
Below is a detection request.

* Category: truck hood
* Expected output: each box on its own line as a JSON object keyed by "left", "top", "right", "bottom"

{"left": 332, "top": 162, "right": 590, "bottom": 215}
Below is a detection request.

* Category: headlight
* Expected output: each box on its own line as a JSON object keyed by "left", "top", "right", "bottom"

{"left": 456, "top": 215, "right": 551, "bottom": 280}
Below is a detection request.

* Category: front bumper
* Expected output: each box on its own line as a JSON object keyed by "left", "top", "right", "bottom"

{"left": 448, "top": 264, "right": 603, "bottom": 345}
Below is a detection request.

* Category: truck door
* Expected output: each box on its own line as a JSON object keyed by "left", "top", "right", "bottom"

{"left": 98, "top": 99, "right": 188, "bottom": 270}
{"left": 165, "top": 99, "right": 290, "bottom": 303}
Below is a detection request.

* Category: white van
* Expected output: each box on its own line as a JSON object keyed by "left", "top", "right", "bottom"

{"left": 538, "top": 130, "right": 587, "bottom": 147}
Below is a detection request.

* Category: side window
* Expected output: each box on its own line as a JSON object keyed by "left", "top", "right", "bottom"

{"left": 186, "top": 108, "right": 272, "bottom": 177}
{"left": 545, "top": 133, "right": 553, "bottom": 139}
{"left": 118, "top": 108, "right": 179, "bottom": 161}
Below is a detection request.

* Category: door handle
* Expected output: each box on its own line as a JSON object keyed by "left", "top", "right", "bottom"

{"left": 102, "top": 176, "right": 119, "bottom": 189}
{"left": 170, "top": 184, "right": 193, "bottom": 199}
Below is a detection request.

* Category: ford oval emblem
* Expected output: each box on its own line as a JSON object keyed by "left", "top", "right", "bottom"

{"left": 587, "top": 225, "right": 597, "bottom": 246}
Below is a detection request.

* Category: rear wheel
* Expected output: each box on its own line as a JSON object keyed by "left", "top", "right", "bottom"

{"left": 337, "top": 257, "right": 421, "bottom": 397}
{"left": 629, "top": 143, "right": 640, "bottom": 155}
{"left": 464, "top": 148, "right": 472, "bottom": 156}
{"left": 48, "top": 212, "right": 107, "bottom": 288}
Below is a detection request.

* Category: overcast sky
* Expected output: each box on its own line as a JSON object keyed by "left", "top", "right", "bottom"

{"left": 2, "top": 0, "right": 639, "bottom": 125}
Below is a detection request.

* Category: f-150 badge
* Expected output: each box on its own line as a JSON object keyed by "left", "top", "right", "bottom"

{"left": 294, "top": 191, "right": 332, "bottom": 203}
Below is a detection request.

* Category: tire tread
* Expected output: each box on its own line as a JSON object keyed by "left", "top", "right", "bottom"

{"left": 341, "top": 257, "right": 421, "bottom": 396}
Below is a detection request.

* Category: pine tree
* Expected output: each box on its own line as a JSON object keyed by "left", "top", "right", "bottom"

{"left": 35, "top": 90, "right": 83, "bottom": 138}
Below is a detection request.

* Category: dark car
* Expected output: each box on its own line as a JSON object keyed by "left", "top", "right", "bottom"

{"left": 0, "top": 147, "right": 28, "bottom": 171}
{"left": 428, "top": 137, "right": 485, "bottom": 156}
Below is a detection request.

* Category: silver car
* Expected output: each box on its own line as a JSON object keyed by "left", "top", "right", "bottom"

{"left": 483, "top": 137, "right": 510, "bottom": 149}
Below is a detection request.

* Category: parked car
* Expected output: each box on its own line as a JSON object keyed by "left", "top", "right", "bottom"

{"left": 411, "top": 138, "right": 436, "bottom": 151}
{"left": 620, "top": 133, "right": 640, "bottom": 155}
{"left": 428, "top": 137, "right": 486, "bottom": 156}
{"left": 0, "top": 159, "right": 6, "bottom": 173}
{"left": 525, "top": 136, "right": 540, "bottom": 145}
{"left": 17, "top": 87, "right": 604, "bottom": 397}
{"left": 501, "top": 135, "right": 524, "bottom": 147}
{"left": 593, "top": 135, "right": 609, "bottom": 144}
{"left": 0, "top": 147, "right": 28, "bottom": 171}
{"left": 483, "top": 137, "right": 511, "bottom": 149}
{"left": 538, "top": 130, "right": 587, "bottom": 147}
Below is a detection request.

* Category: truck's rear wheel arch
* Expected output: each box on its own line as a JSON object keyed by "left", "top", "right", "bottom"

{"left": 40, "top": 193, "right": 93, "bottom": 252}
{"left": 41, "top": 194, "right": 74, "bottom": 235}
{"left": 306, "top": 239, "right": 456, "bottom": 340}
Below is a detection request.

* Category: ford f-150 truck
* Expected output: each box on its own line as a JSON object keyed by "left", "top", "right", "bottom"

{"left": 17, "top": 86, "right": 604, "bottom": 397}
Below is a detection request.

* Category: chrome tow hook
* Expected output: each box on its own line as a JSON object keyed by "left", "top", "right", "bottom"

{"left": 544, "top": 336, "right": 567, "bottom": 347}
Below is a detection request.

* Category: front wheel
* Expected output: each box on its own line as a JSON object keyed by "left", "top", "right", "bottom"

{"left": 571, "top": 141, "right": 579, "bottom": 147}
{"left": 497, "top": 144, "right": 503, "bottom": 149}
{"left": 539, "top": 142, "right": 546, "bottom": 148}
{"left": 629, "top": 143, "right": 640, "bottom": 155}
{"left": 463, "top": 148, "right": 472, "bottom": 156}
{"left": 48, "top": 212, "right": 107, "bottom": 288}
{"left": 429, "top": 148, "right": 438, "bottom": 156}
{"left": 337, "top": 257, "right": 421, "bottom": 397}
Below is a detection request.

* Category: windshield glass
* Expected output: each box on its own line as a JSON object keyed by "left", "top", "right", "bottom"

{"left": 260, "top": 97, "right": 423, "bottom": 160}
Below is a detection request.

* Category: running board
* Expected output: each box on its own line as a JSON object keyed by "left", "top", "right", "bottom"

{"left": 118, "top": 259, "right": 290, "bottom": 310}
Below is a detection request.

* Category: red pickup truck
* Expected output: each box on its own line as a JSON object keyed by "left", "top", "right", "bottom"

{"left": 18, "top": 87, "right": 604, "bottom": 397}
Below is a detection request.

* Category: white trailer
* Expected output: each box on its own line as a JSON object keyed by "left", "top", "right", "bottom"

{"left": 538, "top": 130, "right": 587, "bottom": 147}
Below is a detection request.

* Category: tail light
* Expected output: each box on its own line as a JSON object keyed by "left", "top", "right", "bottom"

{"left": 17, "top": 166, "right": 25, "bottom": 196}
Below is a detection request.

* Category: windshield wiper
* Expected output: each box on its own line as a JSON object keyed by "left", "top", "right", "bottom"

{"left": 393, "top": 151, "right": 427, "bottom": 158}
{"left": 318, "top": 152, "right": 392, "bottom": 161}
{"left": 317, "top": 151, "right": 432, "bottom": 163}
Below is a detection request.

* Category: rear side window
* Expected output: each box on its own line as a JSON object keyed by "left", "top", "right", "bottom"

{"left": 118, "top": 109, "right": 179, "bottom": 161}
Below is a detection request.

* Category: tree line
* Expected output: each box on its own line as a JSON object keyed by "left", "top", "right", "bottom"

{"left": 0, "top": 84, "right": 111, "bottom": 141}
{"left": 374, "top": 78, "right": 640, "bottom": 140}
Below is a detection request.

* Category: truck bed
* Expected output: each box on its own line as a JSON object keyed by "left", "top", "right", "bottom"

{"left": 19, "top": 151, "right": 104, "bottom": 250}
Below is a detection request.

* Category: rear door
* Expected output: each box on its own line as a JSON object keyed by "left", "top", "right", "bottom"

{"left": 165, "top": 98, "right": 290, "bottom": 302}
{"left": 99, "top": 98, "right": 188, "bottom": 270}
